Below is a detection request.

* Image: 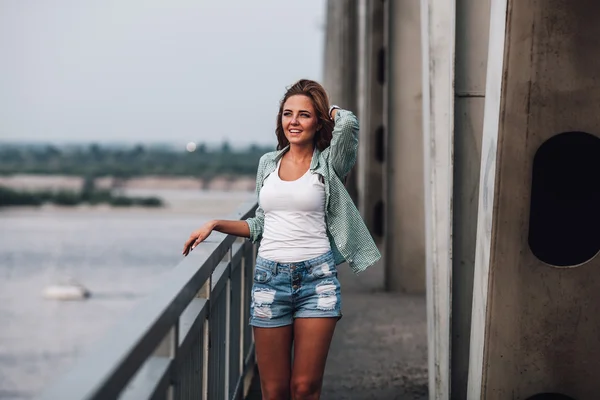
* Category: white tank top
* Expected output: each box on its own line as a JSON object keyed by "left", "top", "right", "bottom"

{"left": 257, "top": 159, "right": 331, "bottom": 262}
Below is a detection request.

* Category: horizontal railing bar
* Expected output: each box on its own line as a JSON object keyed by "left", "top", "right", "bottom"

{"left": 120, "top": 356, "right": 171, "bottom": 400}
{"left": 211, "top": 261, "right": 230, "bottom": 302}
{"left": 37, "top": 201, "right": 258, "bottom": 400}
{"left": 178, "top": 298, "right": 209, "bottom": 356}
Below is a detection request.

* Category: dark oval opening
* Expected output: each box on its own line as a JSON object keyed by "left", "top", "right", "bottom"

{"left": 375, "top": 125, "right": 385, "bottom": 163}
{"left": 528, "top": 131, "right": 600, "bottom": 267}
{"left": 526, "top": 394, "right": 576, "bottom": 400}
{"left": 373, "top": 200, "right": 384, "bottom": 237}
{"left": 377, "top": 47, "right": 385, "bottom": 85}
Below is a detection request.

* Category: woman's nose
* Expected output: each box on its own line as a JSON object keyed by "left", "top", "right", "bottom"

{"left": 290, "top": 115, "right": 299, "bottom": 124}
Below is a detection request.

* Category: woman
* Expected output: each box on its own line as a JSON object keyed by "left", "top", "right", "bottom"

{"left": 182, "top": 79, "right": 380, "bottom": 399}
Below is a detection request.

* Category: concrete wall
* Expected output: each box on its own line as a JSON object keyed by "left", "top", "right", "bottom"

{"left": 421, "top": 0, "right": 455, "bottom": 397}
{"left": 385, "top": 0, "right": 426, "bottom": 294}
{"left": 451, "top": 0, "right": 490, "bottom": 398}
{"left": 357, "top": 0, "right": 385, "bottom": 242}
{"left": 323, "top": 0, "right": 359, "bottom": 203}
{"left": 323, "top": 0, "right": 358, "bottom": 111}
{"left": 469, "top": 0, "right": 600, "bottom": 398}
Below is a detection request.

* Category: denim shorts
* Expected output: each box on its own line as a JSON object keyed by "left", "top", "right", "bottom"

{"left": 249, "top": 250, "right": 342, "bottom": 328}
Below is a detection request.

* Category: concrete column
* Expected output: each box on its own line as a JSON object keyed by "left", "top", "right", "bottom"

{"left": 451, "top": 0, "right": 490, "bottom": 398}
{"left": 468, "top": 0, "right": 600, "bottom": 398}
{"left": 356, "top": 0, "right": 385, "bottom": 241}
{"left": 421, "top": 0, "right": 455, "bottom": 398}
{"left": 385, "top": 0, "right": 426, "bottom": 294}
{"left": 323, "top": 0, "right": 359, "bottom": 204}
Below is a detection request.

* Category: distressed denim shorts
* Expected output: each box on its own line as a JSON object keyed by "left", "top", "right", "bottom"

{"left": 249, "top": 250, "right": 342, "bottom": 328}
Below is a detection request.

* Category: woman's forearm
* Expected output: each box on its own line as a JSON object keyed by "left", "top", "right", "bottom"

{"left": 328, "top": 109, "right": 359, "bottom": 179}
{"left": 211, "top": 219, "right": 251, "bottom": 238}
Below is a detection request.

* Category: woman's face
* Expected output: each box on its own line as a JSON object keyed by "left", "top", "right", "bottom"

{"left": 281, "top": 95, "right": 320, "bottom": 147}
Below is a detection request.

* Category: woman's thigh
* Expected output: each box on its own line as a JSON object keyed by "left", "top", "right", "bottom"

{"left": 254, "top": 325, "right": 294, "bottom": 396}
{"left": 291, "top": 318, "right": 338, "bottom": 390}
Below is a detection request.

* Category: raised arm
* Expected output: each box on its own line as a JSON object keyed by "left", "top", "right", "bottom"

{"left": 328, "top": 108, "right": 359, "bottom": 179}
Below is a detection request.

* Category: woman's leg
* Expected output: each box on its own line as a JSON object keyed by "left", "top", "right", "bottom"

{"left": 290, "top": 317, "right": 338, "bottom": 400}
{"left": 254, "top": 325, "right": 294, "bottom": 400}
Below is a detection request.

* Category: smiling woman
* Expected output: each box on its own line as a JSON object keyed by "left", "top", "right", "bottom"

{"left": 275, "top": 80, "right": 334, "bottom": 152}
{"left": 182, "top": 79, "right": 380, "bottom": 399}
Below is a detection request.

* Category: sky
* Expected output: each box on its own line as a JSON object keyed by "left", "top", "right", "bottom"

{"left": 0, "top": 0, "right": 327, "bottom": 147}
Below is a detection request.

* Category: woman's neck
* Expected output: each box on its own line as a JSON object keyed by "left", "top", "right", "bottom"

{"left": 286, "top": 143, "right": 314, "bottom": 164}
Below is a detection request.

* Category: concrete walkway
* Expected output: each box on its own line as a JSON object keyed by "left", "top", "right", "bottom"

{"left": 246, "top": 258, "right": 428, "bottom": 400}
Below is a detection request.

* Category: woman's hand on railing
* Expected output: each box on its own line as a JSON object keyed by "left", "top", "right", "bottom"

{"left": 182, "top": 221, "right": 216, "bottom": 256}
{"left": 183, "top": 219, "right": 251, "bottom": 256}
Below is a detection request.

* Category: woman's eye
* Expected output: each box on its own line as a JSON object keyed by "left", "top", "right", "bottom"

{"left": 282, "top": 112, "right": 310, "bottom": 118}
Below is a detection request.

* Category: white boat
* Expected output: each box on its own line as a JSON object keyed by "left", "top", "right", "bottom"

{"left": 42, "top": 279, "right": 91, "bottom": 300}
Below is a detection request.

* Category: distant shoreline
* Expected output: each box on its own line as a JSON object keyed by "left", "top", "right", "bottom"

{"left": 0, "top": 174, "right": 256, "bottom": 208}
{"left": 0, "top": 174, "right": 256, "bottom": 193}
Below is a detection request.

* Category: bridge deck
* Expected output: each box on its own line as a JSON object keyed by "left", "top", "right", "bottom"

{"left": 246, "top": 257, "right": 428, "bottom": 400}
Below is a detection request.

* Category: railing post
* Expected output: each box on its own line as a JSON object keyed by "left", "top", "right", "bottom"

{"left": 241, "top": 241, "right": 256, "bottom": 396}
{"left": 239, "top": 242, "right": 245, "bottom": 395}
{"left": 198, "top": 274, "right": 212, "bottom": 400}
{"left": 154, "top": 325, "right": 178, "bottom": 400}
{"left": 224, "top": 247, "right": 232, "bottom": 400}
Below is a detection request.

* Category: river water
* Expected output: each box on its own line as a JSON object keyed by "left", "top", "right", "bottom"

{"left": 0, "top": 189, "right": 254, "bottom": 399}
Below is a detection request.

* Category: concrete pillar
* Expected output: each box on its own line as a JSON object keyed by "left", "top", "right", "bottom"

{"left": 323, "top": 0, "right": 359, "bottom": 204}
{"left": 356, "top": 0, "right": 385, "bottom": 241}
{"left": 420, "top": 0, "right": 455, "bottom": 398}
{"left": 468, "top": 0, "right": 600, "bottom": 398}
{"left": 385, "top": 0, "right": 426, "bottom": 293}
{"left": 451, "top": 0, "right": 490, "bottom": 398}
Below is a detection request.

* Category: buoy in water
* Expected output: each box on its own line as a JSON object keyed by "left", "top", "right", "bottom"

{"left": 42, "top": 279, "right": 91, "bottom": 300}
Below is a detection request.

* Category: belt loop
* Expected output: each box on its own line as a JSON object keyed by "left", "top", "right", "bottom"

{"left": 273, "top": 262, "right": 278, "bottom": 275}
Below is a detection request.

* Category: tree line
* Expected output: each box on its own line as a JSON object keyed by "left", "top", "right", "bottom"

{"left": 0, "top": 175, "right": 162, "bottom": 207}
{"left": 0, "top": 142, "right": 274, "bottom": 207}
{"left": 0, "top": 142, "right": 275, "bottom": 179}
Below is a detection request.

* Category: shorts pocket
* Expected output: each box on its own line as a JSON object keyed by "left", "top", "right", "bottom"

{"left": 253, "top": 266, "right": 272, "bottom": 284}
{"left": 311, "top": 261, "right": 337, "bottom": 278}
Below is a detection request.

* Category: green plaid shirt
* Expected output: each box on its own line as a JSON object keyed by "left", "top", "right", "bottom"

{"left": 245, "top": 109, "right": 381, "bottom": 274}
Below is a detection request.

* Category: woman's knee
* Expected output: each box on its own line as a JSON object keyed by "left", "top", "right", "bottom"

{"left": 290, "top": 377, "right": 322, "bottom": 399}
{"left": 261, "top": 383, "right": 290, "bottom": 400}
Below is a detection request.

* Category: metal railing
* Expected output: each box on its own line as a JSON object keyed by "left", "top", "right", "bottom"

{"left": 38, "top": 200, "right": 259, "bottom": 400}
